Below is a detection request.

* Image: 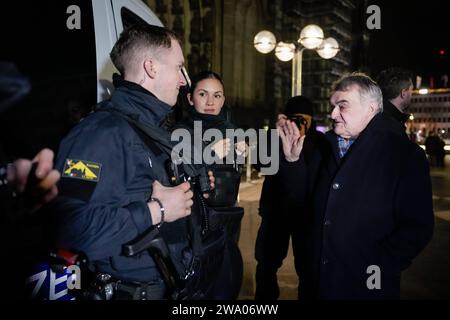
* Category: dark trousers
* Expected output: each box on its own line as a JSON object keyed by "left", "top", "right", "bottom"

{"left": 254, "top": 210, "right": 304, "bottom": 300}
{"left": 210, "top": 239, "right": 243, "bottom": 299}
{"left": 436, "top": 154, "right": 445, "bottom": 167}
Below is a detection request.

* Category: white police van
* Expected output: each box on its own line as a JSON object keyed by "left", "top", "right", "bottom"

{"left": 0, "top": 0, "right": 162, "bottom": 300}
{"left": 0, "top": 0, "right": 162, "bottom": 157}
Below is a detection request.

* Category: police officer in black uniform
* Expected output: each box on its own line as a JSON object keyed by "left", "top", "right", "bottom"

{"left": 51, "top": 25, "right": 204, "bottom": 300}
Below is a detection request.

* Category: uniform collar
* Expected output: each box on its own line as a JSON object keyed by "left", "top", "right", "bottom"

{"left": 110, "top": 73, "right": 171, "bottom": 127}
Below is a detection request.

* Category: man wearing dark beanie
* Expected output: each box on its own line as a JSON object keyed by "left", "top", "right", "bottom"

{"left": 283, "top": 96, "right": 314, "bottom": 137}
{"left": 255, "top": 95, "right": 328, "bottom": 300}
{"left": 284, "top": 95, "right": 314, "bottom": 116}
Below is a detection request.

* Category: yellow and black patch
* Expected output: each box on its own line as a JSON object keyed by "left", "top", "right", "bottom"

{"left": 62, "top": 159, "right": 101, "bottom": 182}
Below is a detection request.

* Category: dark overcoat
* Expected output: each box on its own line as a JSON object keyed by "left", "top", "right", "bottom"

{"left": 280, "top": 113, "right": 434, "bottom": 299}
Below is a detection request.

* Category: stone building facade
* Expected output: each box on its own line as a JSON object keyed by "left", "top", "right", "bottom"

{"left": 144, "top": 0, "right": 367, "bottom": 128}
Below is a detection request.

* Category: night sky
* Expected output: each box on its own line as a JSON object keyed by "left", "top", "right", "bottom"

{"left": 367, "top": 0, "right": 450, "bottom": 87}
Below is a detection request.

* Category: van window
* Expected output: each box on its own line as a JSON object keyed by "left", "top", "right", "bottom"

{"left": 0, "top": 0, "right": 97, "bottom": 158}
{"left": 121, "top": 7, "right": 150, "bottom": 29}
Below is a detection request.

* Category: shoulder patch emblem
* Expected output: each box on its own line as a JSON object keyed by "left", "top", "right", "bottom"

{"left": 62, "top": 159, "right": 101, "bottom": 182}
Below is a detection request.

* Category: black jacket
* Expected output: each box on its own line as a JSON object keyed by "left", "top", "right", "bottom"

{"left": 173, "top": 108, "right": 242, "bottom": 207}
{"left": 52, "top": 77, "right": 188, "bottom": 283}
{"left": 259, "top": 128, "right": 329, "bottom": 219}
{"left": 382, "top": 99, "right": 409, "bottom": 134}
{"left": 280, "top": 114, "right": 434, "bottom": 299}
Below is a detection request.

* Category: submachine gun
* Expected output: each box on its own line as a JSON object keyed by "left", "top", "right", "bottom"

{"left": 105, "top": 108, "right": 212, "bottom": 300}
{"left": 122, "top": 226, "right": 189, "bottom": 300}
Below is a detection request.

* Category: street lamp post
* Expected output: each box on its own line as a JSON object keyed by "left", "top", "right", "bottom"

{"left": 254, "top": 25, "right": 340, "bottom": 97}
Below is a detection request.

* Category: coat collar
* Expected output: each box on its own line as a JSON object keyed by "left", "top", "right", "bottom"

{"left": 109, "top": 74, "right": 171, "bottom": 127}
{"left": 326, "top": 113, "right": 384, "bottom": 166}
{"left": 383, "top": 99, "right": 409, "bottom": 127}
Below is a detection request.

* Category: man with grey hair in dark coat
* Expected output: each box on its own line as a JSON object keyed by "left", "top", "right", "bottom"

{"left": 278, "top": 73, "right": 434, "bottom": 299}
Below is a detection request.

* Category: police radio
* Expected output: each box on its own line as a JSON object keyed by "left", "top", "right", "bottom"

{"left": 166, "top": 153, "right": 212, "bottom": 195}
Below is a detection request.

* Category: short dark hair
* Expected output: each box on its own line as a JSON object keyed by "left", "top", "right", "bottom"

{"left": 189, "top": 70, "right": 224, "bottom": 95}
{"left": 110, "top": 24, "right": 180, "bottom": 76}
{"left": 376, "top": 67, "right": 413, "bottom": 100}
